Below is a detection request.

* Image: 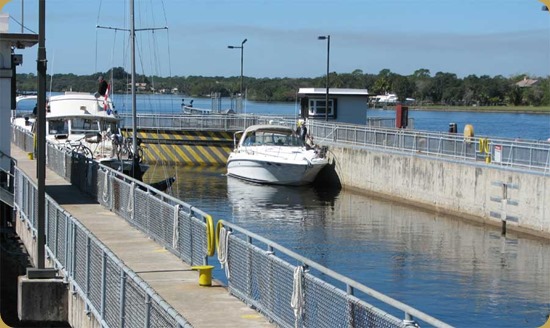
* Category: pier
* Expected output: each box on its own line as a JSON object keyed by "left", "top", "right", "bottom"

{"left": 9, "top": 145, "right": 273, "bottom": 327}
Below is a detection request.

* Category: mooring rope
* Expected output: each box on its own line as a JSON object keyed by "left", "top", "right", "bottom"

{"left": 290, "top": 265, "right": 305, "bottom": 328}
{"left": 102, "top": 170, "right": 109, "bottom": 204}
{"left": 217, "top": 226, "right": 231, "bottom": 279}
{"left": 172, "top": 205, "right": 180, "bottom": 250}
{"left": 126, "top": 182, "right": 135, "bottom": 215}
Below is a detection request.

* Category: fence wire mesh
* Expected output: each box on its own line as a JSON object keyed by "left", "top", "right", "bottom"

{"left": 73, "top": 228, "right": 88, "bottom": 293}
{"left": 309, "top": 121, "right": 550, "bottom": 172}
{"left": 225, "top": 233, "right": 406, "bottom": 328}
{"left": 13, "top": 167, "right": 191, "bottom": 327}
{"left": 124, "top": 278, "right": 148, "bottom": 327}
{"left": 104, "top": 256, "right": 122, "bottom": 328}
{"left": 88, "top": 242, "right": 103, "bottom": 314}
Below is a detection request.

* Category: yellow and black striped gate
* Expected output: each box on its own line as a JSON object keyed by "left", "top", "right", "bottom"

{"left": 123, "top": 129, "right": 235, "bottom": 165}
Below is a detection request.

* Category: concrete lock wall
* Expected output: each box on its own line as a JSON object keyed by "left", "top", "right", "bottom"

{"left": 327, "top": 144, "right": 550, "bottom": 237}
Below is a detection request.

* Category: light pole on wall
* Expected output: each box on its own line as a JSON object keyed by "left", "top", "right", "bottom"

{"left": 318, "top": 35, "right": 330, "bottom": 121}
{"left": 228, "top": 38, "right": 247, "bottom": 96}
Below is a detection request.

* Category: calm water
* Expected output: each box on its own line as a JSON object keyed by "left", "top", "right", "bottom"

{"left": 144, "top": 165, "right": 550, "bottom": 328}
{"left": 127, "top": 94, "right": 550, "bottom": 140}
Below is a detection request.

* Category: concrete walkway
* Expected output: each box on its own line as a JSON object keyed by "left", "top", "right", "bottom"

{"left": 11, "top": 145, "right": 274, "bottom": 328}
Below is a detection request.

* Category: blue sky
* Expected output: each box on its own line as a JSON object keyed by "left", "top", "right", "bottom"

{"left": 2, "top": 0, "right": 550, "bottom": 79}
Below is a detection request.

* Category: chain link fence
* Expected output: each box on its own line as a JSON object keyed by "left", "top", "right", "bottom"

{"left": 14, "top": 166, "right": 192, "bottom": 327}
{"left": 219, "top": 221, "right": 451, "bottom": 328}
{"left": 307, "top": 121, "right": 550, "bottom": 173}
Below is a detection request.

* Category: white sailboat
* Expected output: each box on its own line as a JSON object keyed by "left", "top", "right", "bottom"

{"left": 96, "top": 0, "right": 174, "bottom": 190}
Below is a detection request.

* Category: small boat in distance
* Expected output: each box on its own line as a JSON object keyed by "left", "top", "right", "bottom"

{"left": 226, "top": 124, "right": 328, "bottom": 185}
{"left": 181, "top": 98, "right": 235, "bottom": 115}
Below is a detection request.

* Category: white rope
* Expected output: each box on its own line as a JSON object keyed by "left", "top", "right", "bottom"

{"left": 217, "top": 226, "right": 231, "bottom": 279}
{"left": 102, "top": 170, "right": 109, "bottom": 204}
{"left": 172, "top": 205, "right": 179, "bottom": 250}
{"left": 291, "top": 266, "right": 304, "bottom": 328}
{"left": 126, "top": 182, "right": 135, "bottom": 216}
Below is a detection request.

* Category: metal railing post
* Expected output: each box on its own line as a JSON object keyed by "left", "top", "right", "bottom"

{"left": 120, "top": 271, "right": 127, "bottom": 328}
{"left": 101, "top": 250, "right": 107, "bottom": 319}
{"left": 85, "top": 235, "right": 91, "bottom": 315}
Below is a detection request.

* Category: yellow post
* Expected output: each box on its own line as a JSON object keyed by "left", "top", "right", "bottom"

{"left": 27, "top": 153, "right": 34, "bottom": 160}
{"left": 1, "top": 314, "right": 11, "bottom": 328}
{"left": 539, "top": 314, "right": 550, "bottom": 328}
{"left": 191, "top": 265, "right": 215, "bottom": 286}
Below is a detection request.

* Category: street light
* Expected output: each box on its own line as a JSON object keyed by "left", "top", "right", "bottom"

{"left": 227, "top": 38, "right": 247, "bottom": 96}
{"left": 318, "top": 35, "right": 330, "bottom": 121}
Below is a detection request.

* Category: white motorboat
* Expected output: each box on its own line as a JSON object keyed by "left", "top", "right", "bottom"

{"left": 226, "top": 124, "right": 328, "bottom": 185}
{"left": 12, "top": 92, "right": 150, "bottom": 175}
{"left": 12, "top": 92, "right": 119, "bottom": 159}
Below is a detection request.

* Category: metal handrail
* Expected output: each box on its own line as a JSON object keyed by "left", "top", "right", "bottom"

{"left": 0, "top": 149, "right": 17, "bottom": 194}
{"left": 307, "top": 120, "right": 550, "bottom": 173}
{"left": 220, "top": 219, "right": 453, "bottom": 328}
{"left": 14, "top": 166, "right": 192, "bottom": 328}
{"left": 112, "top": 113, "right": 550, "bottom": 173}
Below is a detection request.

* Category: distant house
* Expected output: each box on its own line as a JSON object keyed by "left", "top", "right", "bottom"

{"left": 297, "top": 88, "right": 372, "bottom": 125}
{"left": 128, "top": 82, "right": 148, "bottom": 92}
{"left": 515, "top": 77, "right": 538, "bottom": 88}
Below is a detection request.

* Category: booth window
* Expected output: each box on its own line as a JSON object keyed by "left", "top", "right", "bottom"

{"left": 308, "top": 98, "right": 336, "bottom": 118}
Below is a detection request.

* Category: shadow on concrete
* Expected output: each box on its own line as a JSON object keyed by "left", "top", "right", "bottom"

{"left": 0, "top": 222, "right": 70, "bottom": 327}
{"left": 44, "top": 185, "right": 97, "bottom": 205}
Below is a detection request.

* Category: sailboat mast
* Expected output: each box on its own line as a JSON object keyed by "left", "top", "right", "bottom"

{"left": 36, "top": 0, "right": 47, "bottom": 270}
{"left": 130, "top": 0, "right": 137, "bottom": 158}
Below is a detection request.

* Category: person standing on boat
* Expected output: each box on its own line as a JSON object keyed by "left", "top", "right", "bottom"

{"left": 297, "top": 119, "right": 308, "bottom": 143}
{"left": 97, "top": 76, "right": 108, "bottom": 97}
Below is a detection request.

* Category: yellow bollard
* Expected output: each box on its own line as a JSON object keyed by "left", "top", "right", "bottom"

{"left": 27, "top": 153, "right": 34, "bottom": 160}
{"left": 191, "top": 265, "right": 214, "bottom": 286}
{"left": 539, "top": 314, "right": 550, "bottom": 328}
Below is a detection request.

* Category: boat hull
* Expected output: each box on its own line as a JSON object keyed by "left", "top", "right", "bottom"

{"left": 227, "top": 156, "right": 327, "bottom": 186}
{"left": 99, "top": 158, "right": 150, "bottom": 177}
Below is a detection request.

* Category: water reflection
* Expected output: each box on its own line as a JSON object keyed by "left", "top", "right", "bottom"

{"left": 226, "top": 176, "right": 339, "bottom": 224}
{"left": 144, "top": 165, "right": 550, "bottom": 327}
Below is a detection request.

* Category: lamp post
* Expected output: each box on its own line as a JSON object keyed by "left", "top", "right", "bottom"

{"left": 228, "top": 38, "right": 247, "bottom": 96}
{"left": 318, "top": 35, "right": 330, "bottom": 121}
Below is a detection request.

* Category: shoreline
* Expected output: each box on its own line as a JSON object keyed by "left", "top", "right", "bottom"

{"left": 411, "top": 107, "right": 550, "bottom": 114}
{"left": 372, "top": 105, "right": 550, "bottom": 114}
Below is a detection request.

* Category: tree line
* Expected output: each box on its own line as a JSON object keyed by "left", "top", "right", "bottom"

{"left": 15, "top": 67, "right": 550, "bottom": 107}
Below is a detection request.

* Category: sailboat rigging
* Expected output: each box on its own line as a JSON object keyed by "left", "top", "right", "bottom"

{"left": 96, "top": 0, "right": 173, "bottom": 190}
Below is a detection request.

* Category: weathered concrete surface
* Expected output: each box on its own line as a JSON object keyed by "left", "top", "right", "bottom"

{"left": 325, "top": 144, "right": 550, "bottom": 238}
{"left": 17, "top": 276, "right": 68, "bottom": 322}
{"left": 11, "top": 145, "right": 274, "bottom": 328}
{"left": 67, "top": 286, "right": 101, "bottom": 328}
